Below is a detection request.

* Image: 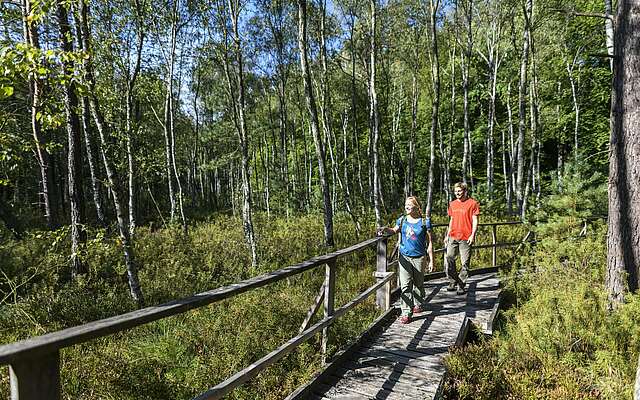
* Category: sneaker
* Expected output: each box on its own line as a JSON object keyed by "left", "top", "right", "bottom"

{"left": 412, "top": 305, "right": 424, "bottom": 314}
{"left": 446, "top": 283, "right": 456, "bottom": 292}
{"left": 398, "top": 315, "right": 411, "bottom": 324}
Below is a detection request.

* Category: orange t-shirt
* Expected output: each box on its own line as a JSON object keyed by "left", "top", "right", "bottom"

{"left": 447, "top": 198, "right": 480, "bottom": 240}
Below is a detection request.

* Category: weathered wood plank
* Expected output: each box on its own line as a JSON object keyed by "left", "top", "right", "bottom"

{"left": 332, "top": 366, "right": 438, "bottom": 397}
{"left": 376, "top": 326, "right": 459, "bottom": 347}
{"left": 337, "top": 362, "right": 441, "bottom": 389}
{"left": 314, "top": 382, "right": 378, "bottom": 399}
{"left": 366, "top": 334, "right": 453, "bottom": 355}
{"left": 286, "top": 306, "right": 398, "bottom": 400}
{"left": 359, "top": 341, "right": 450, "bottom": 363}
{"left": 300, "top": 283, "right": 325, "bottom": 334}
{"left": 291, "top": 270, "right": 505, "bottom": 400}
{"left": 323, "top": 259, "right": 337, "bottom": 360}
{"left": 318, "top": 376, "right": 427, "bottom": 400}
{"left": 376, "top": 237, "right": 389, "bottom": 310}
{"left": 353, "top": 348, "right": 446, "bottom": 372}
{"left": 9, "top": 350, "right": 60, "bottom": 400}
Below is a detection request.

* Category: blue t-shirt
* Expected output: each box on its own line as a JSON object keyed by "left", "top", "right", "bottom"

{"left": 396, "top": 216, "right": 431, "bottom": 257}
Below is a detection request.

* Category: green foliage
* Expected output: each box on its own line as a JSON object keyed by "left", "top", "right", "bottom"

{"left": 535, "top": 162, "right": 607, "bottom": 237}
{"left": 443, "top": 216, "right": 638, "bottom": 399}
{"left": 0, "top": 213, "right": 382, "bottom": 399}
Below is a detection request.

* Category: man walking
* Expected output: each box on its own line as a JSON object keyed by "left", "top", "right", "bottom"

{"left": 445, "top": 182, "right": 480, "bottom": 294}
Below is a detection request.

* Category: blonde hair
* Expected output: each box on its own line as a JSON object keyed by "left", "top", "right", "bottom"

{"left": 405, "top": 196, "right": 423, "bottom": 217}
{"left": 454, "top": 182, "right": 468, "bottom": 192}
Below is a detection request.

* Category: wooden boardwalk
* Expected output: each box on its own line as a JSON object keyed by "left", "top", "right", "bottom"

{"left": 290, "top": 270, "right": 502, "bottom": 400}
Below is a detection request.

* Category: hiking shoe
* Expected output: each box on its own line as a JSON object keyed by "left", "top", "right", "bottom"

{"left": 446, "top": 283, "right": 456, "bottom": 292}
{"left": 398, "top": 315, "right": 411, "bottom": 324}
{"left": 412, "top": 305, "right": 424, "bottom": 314}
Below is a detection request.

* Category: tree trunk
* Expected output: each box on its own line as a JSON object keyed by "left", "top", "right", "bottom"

{"left": 126, "top": 0, "right": 144, "bottom": 237}
{"left": 77, "top": 0, "right": 144, "bottom": 306}
{"left": 56, "top": 0, "right": 86, "bottom": 278}
{"left": 225, "top": 0, "right": 259, "bottom": 265}
{"left": 73, "top": 2, "right": 105, "bottom": 228}
{"left": 349, "top": 15, "right": 364, "bottom": 207}
{"left": 409, "top": 68, "right": 418, "bottom": 197}
{"left": 606, "top": 0, "right": 640, "bottom": 307}
{"left": 297, "top": 0, "right": 334, "bottom": 246}
{"left": 477, "top": 10, "right": 502, "bottom": 200}
{"left": 426, "top": 0, "right": 440, "bottom": 215}
{"left": 516, "top": 0, "right": 532, "bottom": 214}
{"left": 341, "top": 111, "right": 361, "bottom": 236}
{"left": 318, "top": 0, "right": 339, "bottom": 214}
{"left": 22, "top": 0, "right": 56, "bottom": 229}
{"left": 369, "top": 0, "right": 382, "bottom": 227}
{"left": 80, "top": 95, "right": 106, "bottom": 227}
{"left": 556, "top": 81, "right": 565, "bottom": 191}
{"left": 529, "top": 32, "right": 541, "bottom": 202}
{"left": 461, "top": 0, "right": 473, "bottom": 186}
{"left": 443, "top": 41, "right": 457, "bottom": 202}
{"left": 566, "top": 50, "right": 581, "bottom": 163}
{"left": 506, "top": 81, "right": 516, "bottom": 213}
{"left": 605, "top": 0, "right": 614, "bottom": 72}
{"left": 390, "top": 81, "right": 402, "bottom": 207}
{"left": 163, "top": 5, "right": 178, "bottom": 224}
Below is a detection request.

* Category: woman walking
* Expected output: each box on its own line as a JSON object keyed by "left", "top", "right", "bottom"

{"left": 378, "top": 196, "right": 434, "bottom": 324}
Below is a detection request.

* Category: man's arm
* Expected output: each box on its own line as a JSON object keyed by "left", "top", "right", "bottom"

{"left": 427, "top": 231, "right": 434, "bottom": 272}
{"left": 468, "top": 215, "right": 478, "bottom": 245}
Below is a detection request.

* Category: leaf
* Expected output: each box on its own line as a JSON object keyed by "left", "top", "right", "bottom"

{"left": 1, "top": 86, "right": 13, "bottom": 98}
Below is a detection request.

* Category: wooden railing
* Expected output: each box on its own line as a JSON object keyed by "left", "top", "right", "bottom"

{"left": 0, "top": 236, "right": 395, "bottom": 400}
{"left": 0, "top": 220, "right": 529, "bottom": 400}
{"left": 389, "top": 221, "right": 530, "bottom": 269}
{"left": 436, "top": 221, "right": 530, "bottom": 269}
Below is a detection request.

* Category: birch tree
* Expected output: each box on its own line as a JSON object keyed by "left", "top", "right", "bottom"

{"left": 297, "top": 0, "right": 334, "bottom": 246}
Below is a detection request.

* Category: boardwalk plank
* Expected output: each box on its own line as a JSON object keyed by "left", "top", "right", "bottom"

{"left": 319, "top": 374, "right": 429, "bottom": 400}
{"left": 333, "top": 366, "right": 438, "bottom": 396}
{"left": 352, "top": 348, "right": 446, "bottom": 373}
{"left": 338, "top": 361, "right": 441, "bottom": 390}
{"left": 295, "top": 270, "right": 503, "bottom": 400}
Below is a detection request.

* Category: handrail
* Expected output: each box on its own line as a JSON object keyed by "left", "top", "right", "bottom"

{"left": 388, "top": 221, "right": 527, "bottom": 266}
{"left": 429, "top": 220, "right": 523, "bottom": 228}
{"left": 0, "top": 237, "right": 379, "bottom": 365}
{"left": 1, "top": 235, "right": 390, "bottom": 400}
{"left": 2, "top": 221, "right": 528, "bottom": 400}
{"left": 194, "top": 271, "right": 396, "bottom": 400}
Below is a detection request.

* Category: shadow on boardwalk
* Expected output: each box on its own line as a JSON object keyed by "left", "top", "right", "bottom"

{"left": 290, "top": 270, "right": 502, "bottom": 400}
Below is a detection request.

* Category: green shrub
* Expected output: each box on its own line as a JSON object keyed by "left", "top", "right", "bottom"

{"left": 0, "top": 212, "right": 384, "bottom": 398}
{"left": 444, "top": 218, "right": 638, "bottom": 400}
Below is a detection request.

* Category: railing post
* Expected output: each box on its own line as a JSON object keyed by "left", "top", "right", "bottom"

{"left": 10, "top": 351, "right": 61, "bottom": 400}
{"left": 376, "top": 237, "right": 388, "bottom": 310}
{"left": 492, "top": 224, "right": 497, "bottom": 268}
{"left": 322, "top": 258, "right": 336, "bottom": 364}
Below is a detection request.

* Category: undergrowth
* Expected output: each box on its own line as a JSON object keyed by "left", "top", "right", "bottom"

{"left": 0, "top": 209, "right": 528, "bottom": 398}
{"left": 0, "top": 212, "right": 382, "bottom": 399}
{"left": 443, "top": 173, "right": 638, "bottom": 400}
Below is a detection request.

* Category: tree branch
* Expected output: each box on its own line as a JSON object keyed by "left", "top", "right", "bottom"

{"left": 551, "top": 8, "right": 614, "bottom": 22}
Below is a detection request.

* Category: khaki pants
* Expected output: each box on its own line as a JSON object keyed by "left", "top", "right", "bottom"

{"left": 445, "top": 238, "right": 472, "bottom": 288}
{"left": 399, "top": 254, "right": 425, "bottom": 316}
